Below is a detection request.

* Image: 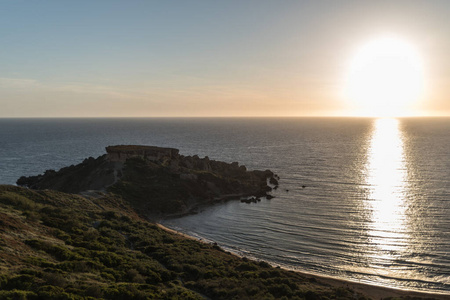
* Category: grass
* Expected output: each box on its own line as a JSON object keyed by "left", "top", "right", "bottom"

{"left": 0, "top": 185, "right": 371, "bottom": 299}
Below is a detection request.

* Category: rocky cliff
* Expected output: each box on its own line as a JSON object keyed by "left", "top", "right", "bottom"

{"left": 17, "top": 145, "right": 278, "bottom": 216}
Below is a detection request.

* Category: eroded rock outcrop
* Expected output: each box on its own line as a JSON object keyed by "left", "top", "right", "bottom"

{"left": 17, "top": 145, "right": 278, "bottom": 216}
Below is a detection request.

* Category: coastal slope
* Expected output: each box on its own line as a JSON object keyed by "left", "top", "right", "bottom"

{"left": 1, "top": 184, "right": 365, "bottom": 299}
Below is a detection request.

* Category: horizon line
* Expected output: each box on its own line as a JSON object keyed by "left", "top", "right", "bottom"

{"left": 1, "top": 115, "right": 450, "bottom": 119}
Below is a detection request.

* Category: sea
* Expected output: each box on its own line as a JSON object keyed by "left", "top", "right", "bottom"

{"left": 1, "top": 117, "right": 449, "bottom": 295}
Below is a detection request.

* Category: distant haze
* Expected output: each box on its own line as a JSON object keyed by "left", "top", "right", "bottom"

{"left": 2, "top": 1, "right": 450, "bottom": 117}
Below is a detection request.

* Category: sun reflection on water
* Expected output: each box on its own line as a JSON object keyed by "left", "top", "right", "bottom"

{"left": 365, "top": 118, "right": 409, "bottom": 265}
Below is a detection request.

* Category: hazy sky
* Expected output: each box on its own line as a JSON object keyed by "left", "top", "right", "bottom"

{"left": 2, "top": 0, "right": 450, "bottom": 117}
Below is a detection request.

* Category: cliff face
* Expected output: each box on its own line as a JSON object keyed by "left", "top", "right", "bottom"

{"left": 17, "top": 145, "right": 278, "bottom": 216}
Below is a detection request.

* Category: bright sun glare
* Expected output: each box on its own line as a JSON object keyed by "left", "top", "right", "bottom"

{"left": 345, "top": 36, "right": 425, "bottom": 117}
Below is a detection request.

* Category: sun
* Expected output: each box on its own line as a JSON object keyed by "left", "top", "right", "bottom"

{"left": 344, "top": 36, "right": 425, "bottom": 117}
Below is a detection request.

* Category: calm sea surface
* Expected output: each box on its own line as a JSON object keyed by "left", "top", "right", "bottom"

{"left": 1, "top": 117, "right": 449, "bottom": 294}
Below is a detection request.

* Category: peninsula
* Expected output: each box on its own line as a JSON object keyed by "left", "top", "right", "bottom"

{"left": 17, "top": 145, "right": 278, "bottom": 217}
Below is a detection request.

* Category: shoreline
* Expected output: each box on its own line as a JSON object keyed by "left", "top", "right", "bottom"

{"left": 157, "top": 223, "right": 449, "bottom": 300}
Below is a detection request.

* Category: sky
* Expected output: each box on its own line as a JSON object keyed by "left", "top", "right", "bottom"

{"left": 1, "top": 0, "right": 450, "bottom": 117}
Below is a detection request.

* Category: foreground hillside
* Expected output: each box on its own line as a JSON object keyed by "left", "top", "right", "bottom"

{"left": 1, "top": 185, "right": 366, "bottom": 299}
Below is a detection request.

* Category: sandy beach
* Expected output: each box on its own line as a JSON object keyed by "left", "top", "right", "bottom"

{"left": 157, "top": 223, "right": 449, "bottom": 300}
{"left": 312, "top": 273, "right": 448, "bottom": 300}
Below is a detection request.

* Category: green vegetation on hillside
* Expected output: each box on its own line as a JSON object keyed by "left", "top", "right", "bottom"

{"left": 109, "top": 157, "right": 189, "bottom": 214}
{"left": 0, "top": 185, "right": 367, "bottom": 300}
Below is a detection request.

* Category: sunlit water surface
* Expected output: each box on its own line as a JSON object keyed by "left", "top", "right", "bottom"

{"left": 1, "top": 118, "right": 449, "bottom": 294}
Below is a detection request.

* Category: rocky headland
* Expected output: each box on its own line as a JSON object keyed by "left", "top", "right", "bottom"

{"left": 17, "top": 145, "right": 278, "bottom": 217}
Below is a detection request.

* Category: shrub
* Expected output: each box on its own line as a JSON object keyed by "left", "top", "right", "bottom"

{"left": 95, "top": 251, "right": 125, "bottom": 268}
{"left": 183, "top": 264, "right": 202, "bottom": 280}
{"left": 268, "top": 283, "right": 293, "bottom": 298}
{"left": 258, "top": 261, "right": 271, "bottom": 268}
{"left": 235, "top": 262, "right": 258, "bottom": 271}
{"left": 125, "top": 269, "right": 145, "bottom": 283}
{"left": 0, "top": 289, "right": 37, "bottom": 300}
{"left": 4, "top": 274, "right": 37, "bottom": 290}
{"left": 23, "top": 210, "right": 40, "bottom": 222}
{"left": 103, "top": 211, "right": 118, "bottom": 220}
{"left": 84, "top": 285, "right": 104, "bottom": 298}
{"left": 43, "top": 272, "right": 67, "bottom": 287}
{"left": 0, "top": 192, "right": 39, "bottom": 211}
{"left": 305, "top": 290, "right": 320, "bottom": 300}
{"left": 60, "top": 261, "right": 91, "bottom": 273}
{"left": 0, "top": 275, "right": 6, "bottom": 289}
{"left": 83, "top": 228, "right": 99, "bottom": 241}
